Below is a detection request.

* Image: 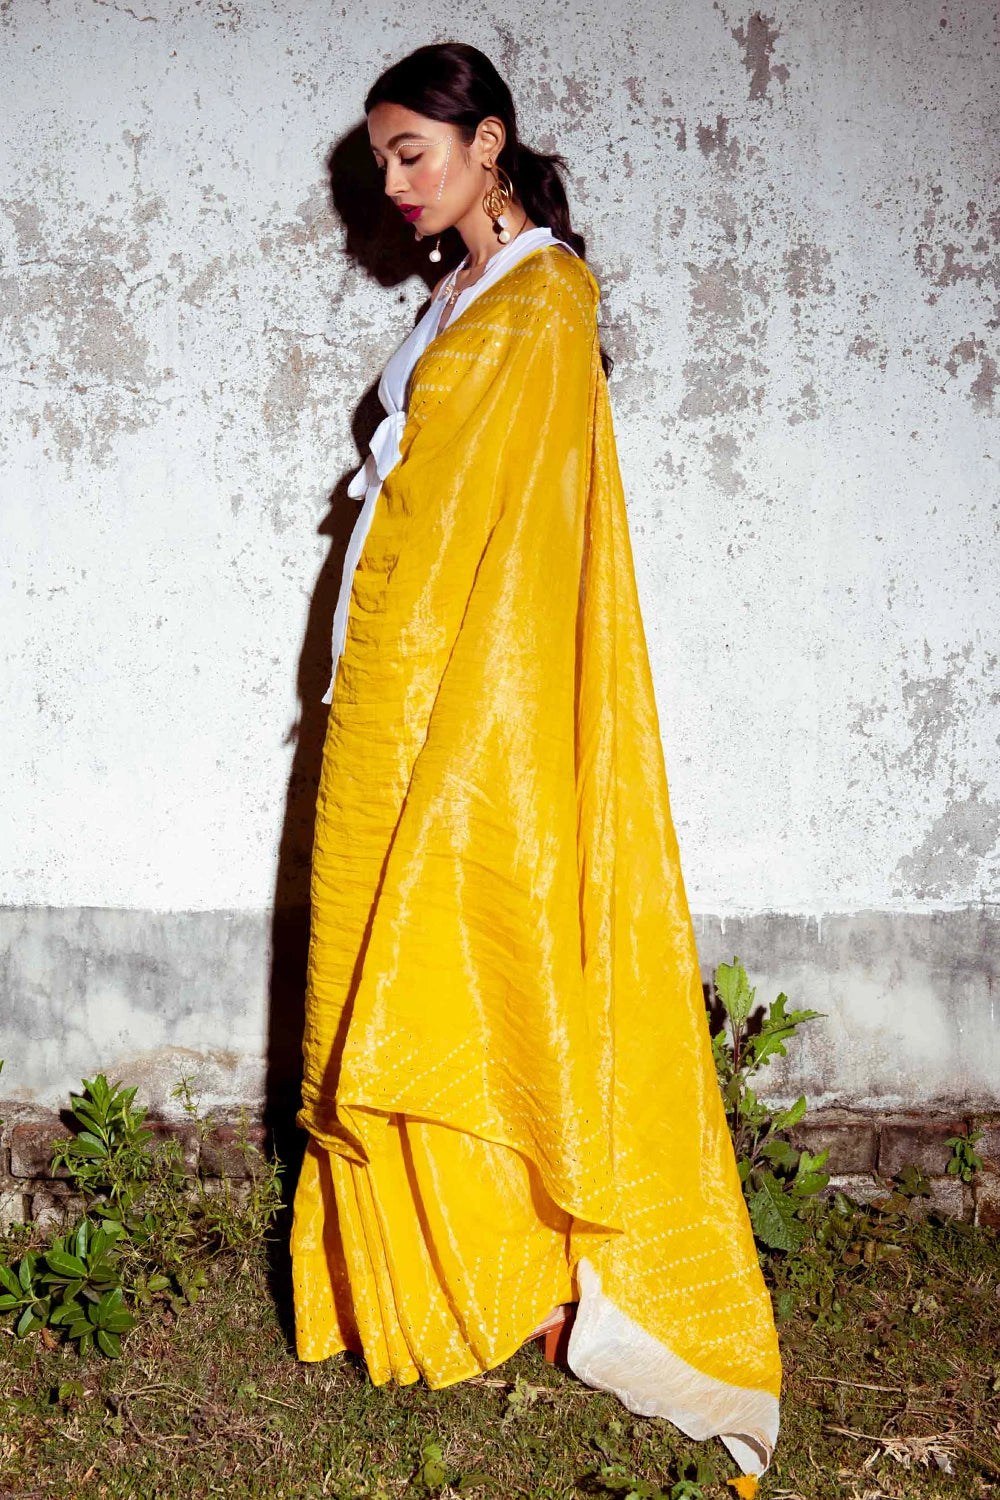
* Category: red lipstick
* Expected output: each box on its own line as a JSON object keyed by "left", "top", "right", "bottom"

{"left": 399, "top": 204, "right": 423, "bottom": 223}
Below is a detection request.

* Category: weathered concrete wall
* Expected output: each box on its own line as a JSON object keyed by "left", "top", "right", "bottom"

{"left": 1, "top": 2, "right": 997, "bottom": 1116}
{"left": 2, "top": 905, "right": 998, "bottom": 1117}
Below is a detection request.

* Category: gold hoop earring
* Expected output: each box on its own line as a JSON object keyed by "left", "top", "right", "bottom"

{"left": 482, "top": 162, "right": 514, "bottom": 243}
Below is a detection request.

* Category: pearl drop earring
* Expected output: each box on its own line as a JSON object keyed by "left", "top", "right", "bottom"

{"left": 425, "top": 135, "right": 452, "bottom": 264}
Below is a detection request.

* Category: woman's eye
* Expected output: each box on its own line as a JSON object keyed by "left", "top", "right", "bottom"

{"left": 399, "top": 154, "right": 422, "bottom": 167}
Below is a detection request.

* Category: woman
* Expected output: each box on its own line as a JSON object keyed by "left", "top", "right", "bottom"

{"left": 291, "top": 42, "right": 781, "bottom": 1480}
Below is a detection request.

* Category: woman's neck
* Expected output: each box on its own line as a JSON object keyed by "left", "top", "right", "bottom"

{"left": 454, "top": 204, "right": 536, "bottom": 268}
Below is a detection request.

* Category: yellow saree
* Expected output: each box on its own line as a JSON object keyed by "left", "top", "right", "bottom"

{"left": 291, "top": 245, "right": 781, "bottom": 1474}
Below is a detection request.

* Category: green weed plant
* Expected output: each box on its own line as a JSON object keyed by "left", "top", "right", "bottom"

{"left": 946, "top": 1125, "right": 985, "bottom": 1183}
{"left": 706, "top": 959, "right": 962, "bottom": 1327}
{"left": 709, "top": 956, "right": 829, "bottom": 1252}
{"left": 0, "top": 1070, "right": 283, "bottom": 1360}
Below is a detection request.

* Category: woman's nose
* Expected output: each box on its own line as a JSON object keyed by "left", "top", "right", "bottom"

{"left": 383, "top": 160, "right": 407, "bottom": 197}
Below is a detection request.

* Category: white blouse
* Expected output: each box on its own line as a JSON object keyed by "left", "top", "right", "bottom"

{"left": 322, "top": 226, "right": 578, "bottom": 703}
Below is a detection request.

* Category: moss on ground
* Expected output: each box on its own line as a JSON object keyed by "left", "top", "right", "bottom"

{"left": 1, "top": 1209, "right": 999, "bottom": 1500}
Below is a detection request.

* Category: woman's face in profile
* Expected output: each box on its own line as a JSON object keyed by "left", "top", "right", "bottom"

{"left": 368, "top": 102, "right": 472, "bottom": 237}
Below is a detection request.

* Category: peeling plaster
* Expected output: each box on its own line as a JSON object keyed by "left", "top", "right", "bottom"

{"left": 782, "top": 239, "right": 835, "bottom": 305}
{"left": 849, "top": 333, "right": 889, "bottom": 371}
{"left": 695, "top": 115, "right": 741, "bottom": 171}
{"left": 679, "top": 255, "right": 770, "bottom": 420}
{"left": 896, "top": 789, "right": 1000, "bottom": 900}
{"left": 705, "top": 431, "right": 747, "bottom": 496}
{"left": 1, "top": 0, "right": 997, "bottom": 942}
{"left": 944, "top": 335, "right": 997, "bottom": 411}
{"left": 730, "top": 11, "right": 790, "bottom": 103}
{"left": 846, "top": 640, "right": 1000, "bottom": 904}
{"left": 261, "top": 339, "right": 321, "bottom": 450}
{"left": 0, "top": 192, "right": 170, "bottom": 467}
{"left": 911, "top": 177, "right": 1000, "bottom": 410}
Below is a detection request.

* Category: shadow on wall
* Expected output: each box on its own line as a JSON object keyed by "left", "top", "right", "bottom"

{"left": 262, "top": 123, "right": 465, "bottom": 1264}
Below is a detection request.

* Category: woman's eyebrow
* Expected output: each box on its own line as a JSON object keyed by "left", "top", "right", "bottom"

{"left": 371, "top": 133, "right": 434, "bottom": 153}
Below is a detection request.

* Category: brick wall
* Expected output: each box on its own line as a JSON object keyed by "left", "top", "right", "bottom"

{"left": 789, "top": 1110, "right": 1000, "bottom": 1228}
{"left": 3, "top": 1106, "right": 999, "bottom": 1236}
{"left": 0, "top": 1106, "right": 269, "bottom": 1234}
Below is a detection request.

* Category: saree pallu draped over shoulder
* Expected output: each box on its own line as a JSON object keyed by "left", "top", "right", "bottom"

{"left": 291, "top": 245, "right": 781, "bottom": 1476}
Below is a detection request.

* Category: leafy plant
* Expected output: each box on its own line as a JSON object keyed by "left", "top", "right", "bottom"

{"left": 42, "top": 1217, "right": 136, "bottom": 1357}
{"left": 502, "top": 1373, "right": 546, "bottom": 1421}
{"left": 946, "top": 1126, "right": 985, "bottom": 1183}
{"left": 0, "top": 1180, "right": 138, "bottom": 1358}
{"left": 170, "top": 1079, "right": 284, "bottom": 1255}
{"left": 894, "top": 1162, "right": 933, "bottom": 1199}
{"left": 591, "top": 1445, "right": 717, "bottom": 1500}
{"left": 49, "top": 1074, "right": 282, "bottom": 1272}
{"left": 710, "top": 957, "right": 828, "bottom": 1252}
{"left": 50, "top": 1075, "right": 200, "bottom": 1280}
{"left": 593, "top": 1464, "right": 711, "bottom": 1500}
{"left": 0, "top": 1251, "right": 51, "bottom": 1339}
{"left": 415, "top": 1438, "right": 448, "bottom": 1496}
{"left": 0, "top": 1067, "right": 284, "bottom": 1360}
{"left": 593, "top": 1467, "right": 672, "bottom": 1498}
{"left": 773, "top": 1166, "right": 935, "bottom": 1326}
{"left": 49, "top": 1074, "right": 159, "bottom": 1211}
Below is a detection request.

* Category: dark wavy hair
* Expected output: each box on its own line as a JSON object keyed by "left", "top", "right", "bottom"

{"left": 364, "top": 42, "right": 612, "bottom": 376}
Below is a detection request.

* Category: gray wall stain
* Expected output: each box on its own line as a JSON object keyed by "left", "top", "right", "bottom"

{"left": 704, "top": 431, "right": 747, "bottom": 496}
{"left": 679, "top": 254, "right": 768, "bottom": 420}
{"left": 896, "top": 790, "right": 1000, "bottom": 900}
{"left": 696, "top": 908, "right": 1000, "bottom": 1111}
{"left": 1, "top": 905, "right": 998, "bottom": 1113}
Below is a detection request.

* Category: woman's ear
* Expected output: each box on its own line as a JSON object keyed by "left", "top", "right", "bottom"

{"left": 474, "top": 115, "right": 506, "bottom": 165}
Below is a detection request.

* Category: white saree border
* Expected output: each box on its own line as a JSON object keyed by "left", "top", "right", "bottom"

{"left": 566, "top": 1259, "right": 779, "bottom": 1477}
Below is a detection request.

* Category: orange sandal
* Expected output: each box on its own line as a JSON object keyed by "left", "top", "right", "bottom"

{"left": 528, "top": 1303, "right": 576, "bottom": 1364}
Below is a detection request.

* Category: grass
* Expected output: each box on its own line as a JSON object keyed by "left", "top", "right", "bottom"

{"left": 2, "top": 1200, "right": 1000, "bottom": 1500}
